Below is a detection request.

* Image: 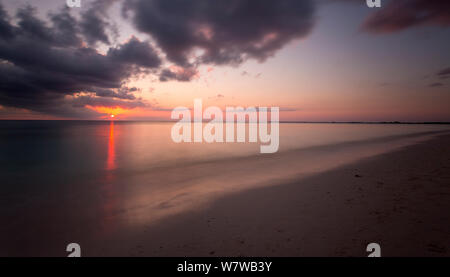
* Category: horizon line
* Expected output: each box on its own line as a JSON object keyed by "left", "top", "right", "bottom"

{"left": 1, "top": 119, "right": 450, "bottom": 124}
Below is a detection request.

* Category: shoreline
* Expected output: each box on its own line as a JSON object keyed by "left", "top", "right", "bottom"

{"left": 111, "top": 134, "right": 450, "bottom": 257}
{"left": 2, "top": 132, "right": 450, "bottom": 256}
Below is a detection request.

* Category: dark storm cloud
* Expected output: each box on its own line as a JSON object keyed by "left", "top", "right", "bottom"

{"left": 361, "top": 0, "right": 450, "bottom": 33}
{"left": 79, "top": 0, "right": 120, "bottom": 46}
{"left": 14, "top": 6, "right": 85, "bottom": 48}
{"left": 108, "top": 36, "right": 162, "bottom": 68}
{"left": 159, "top": 67, "right": 198, "bottom": 82}
{"left": 0, "top": 4, "right": 15, "bottom": 39}
{"left": 80, "top": 8, "right": 111, "bottom": 45}
{"left": 0, "top": 2, "right": 161, "bottom": 117}
{"left": 93, "top": 87, "right": 140, "bottom": 100}
{"left": 49, "top": 8, "right": 83, "bottom": 47}
{"left": 123, "top": 0, "right": 316, "bottom": 67}
{"left": 1, "top": 0, "right": 320, "bottom": 118}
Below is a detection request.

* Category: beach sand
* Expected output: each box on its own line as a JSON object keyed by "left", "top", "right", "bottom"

{"left": 108, "top": 134, "right": 450, "bottom": 257}
{"left": 2, "top": 132, "right": 450, "bottom": 257}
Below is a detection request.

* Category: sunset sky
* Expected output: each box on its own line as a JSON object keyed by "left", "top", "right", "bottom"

{"left": 0, "top": 0, "right": 449, "bottom": 121}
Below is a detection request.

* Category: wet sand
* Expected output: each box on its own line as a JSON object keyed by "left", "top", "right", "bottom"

{"left": 112, "top": 134, "right": 450, "bottom": 257}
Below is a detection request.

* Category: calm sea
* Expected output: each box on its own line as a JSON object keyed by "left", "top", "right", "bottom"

{"left": 0, "top": 121, "right": 449, "bottom": 255}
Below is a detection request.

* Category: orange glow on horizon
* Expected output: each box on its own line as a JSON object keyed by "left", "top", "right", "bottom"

{"left": 87, "top": 105, "right": 130, "bottom": 119}
{"left": 85, "top": 104, "right": 173, "bottom": 120}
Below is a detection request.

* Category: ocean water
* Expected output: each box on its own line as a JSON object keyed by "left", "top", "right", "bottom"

{"left": 1, "top": 121, "right": 449, "bottom": 173}
{"left": 0, "top": 121, "right": 449, "bottom": 255}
